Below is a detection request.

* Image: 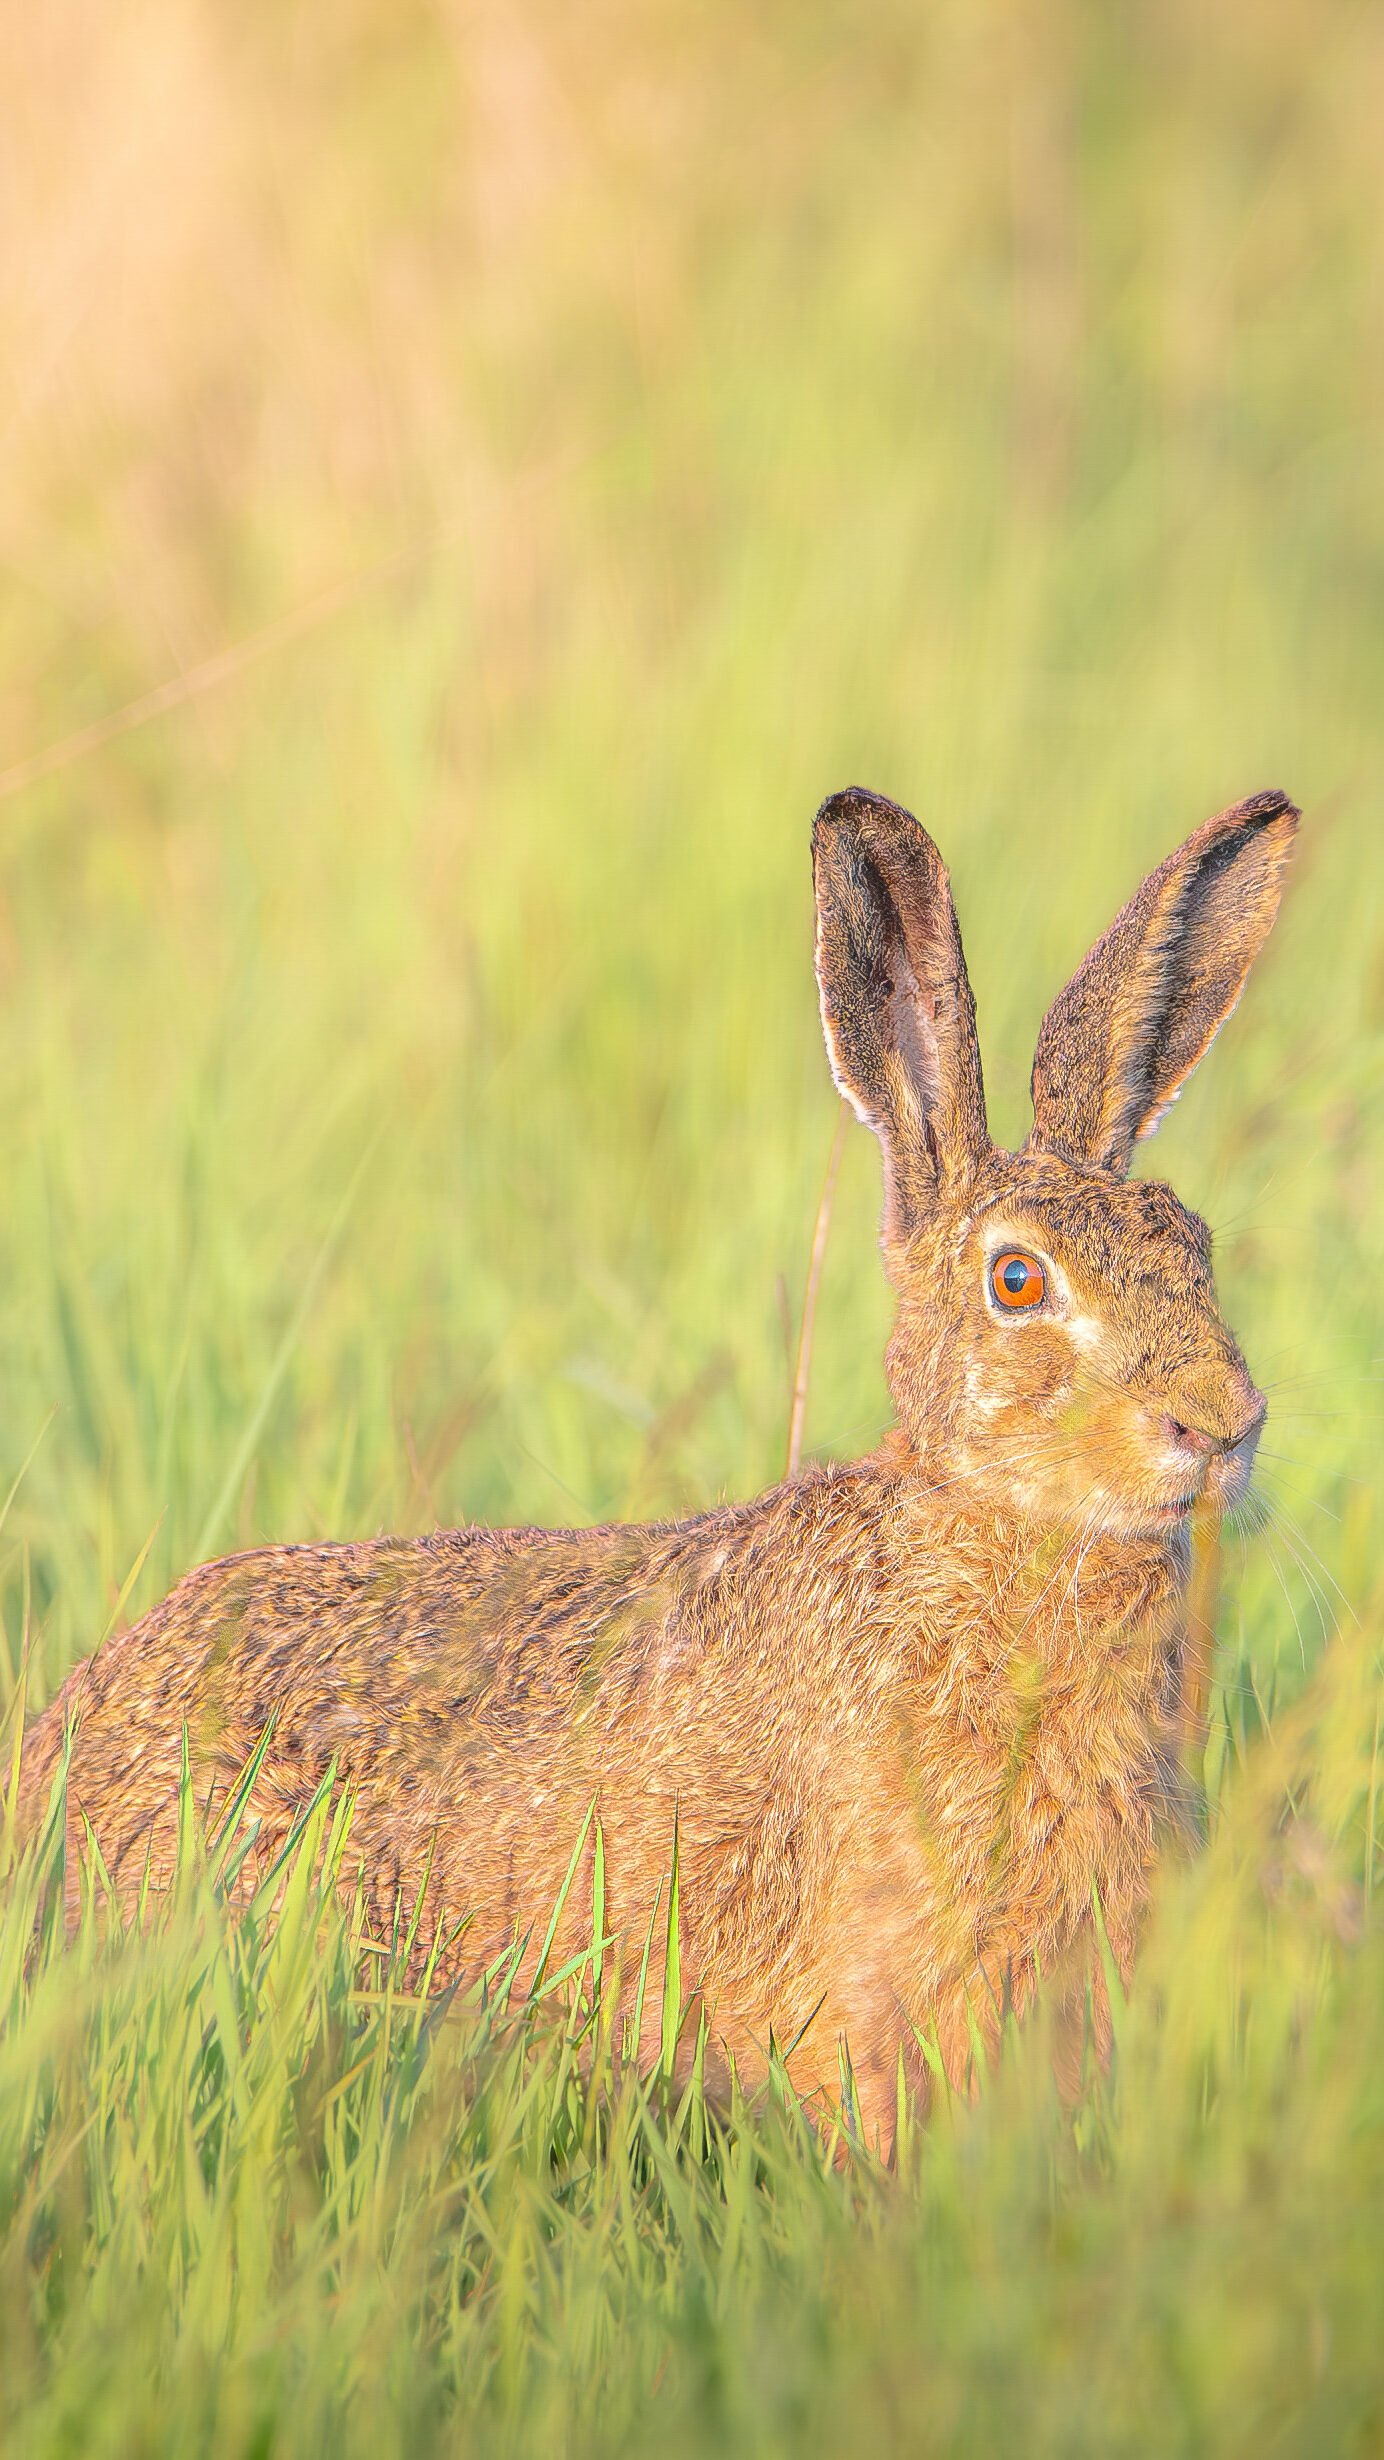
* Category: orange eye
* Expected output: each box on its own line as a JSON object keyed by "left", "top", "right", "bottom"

{"left": 989, "top": 1251, "right": 1046, "bottom": 1311}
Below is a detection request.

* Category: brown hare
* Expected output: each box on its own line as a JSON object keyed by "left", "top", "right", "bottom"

{"left": 15, "top": 784, "right": 1298, "bottom": 2146}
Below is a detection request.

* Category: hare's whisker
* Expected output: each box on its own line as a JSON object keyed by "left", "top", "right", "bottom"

{"left": 1259, "top": 1498, "right": 1355, "bottom": 1628}
{"left": 1252, "top": 1458, "right": 1347, "bottom": 1517}
{"left": 1264, "top": 1519, "right": 1339, "bottom": 1648}
{"left": 1260, "top": 1533, "right": 1314, "bottom": 1672}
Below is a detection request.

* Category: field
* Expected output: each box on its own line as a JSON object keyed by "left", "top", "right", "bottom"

{"left": 3, "top": 3, "right": 1384, "bottom": 2451}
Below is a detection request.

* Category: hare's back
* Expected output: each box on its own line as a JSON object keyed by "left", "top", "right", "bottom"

{"left": 27, "top": 1516, "right": 682, "bottom": 1889}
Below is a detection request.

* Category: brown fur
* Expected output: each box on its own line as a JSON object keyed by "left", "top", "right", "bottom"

{"left": 15, "top": 784, "right": 1299, "bottom": 2148}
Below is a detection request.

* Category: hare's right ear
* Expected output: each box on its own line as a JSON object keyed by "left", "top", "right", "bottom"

{"left": 812, "top": 788, "right": 990, "bottom": 1244}
{"left": 1028, "top": 788, "right": 1300, "bottom": 1175}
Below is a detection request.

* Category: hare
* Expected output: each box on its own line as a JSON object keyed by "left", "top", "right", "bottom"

{"left": 15, "top": 784, "right": 1298, "bottom": 2145}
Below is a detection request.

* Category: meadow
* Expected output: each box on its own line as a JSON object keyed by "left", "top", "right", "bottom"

{"left": 2, "top": 2, "right": 1383, "bottom": 2451}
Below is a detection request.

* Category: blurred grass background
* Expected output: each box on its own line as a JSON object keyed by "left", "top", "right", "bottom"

{"left": 1, "top": 0, "right": 1383, "bottom": 2451}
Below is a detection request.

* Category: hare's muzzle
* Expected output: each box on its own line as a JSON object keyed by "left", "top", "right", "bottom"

{"left": 1157, "top": 1377, "right": 1266, "bottom": 1515}
{"left": 1160, "top": 1393, "right": 1266, "bottom": 1461}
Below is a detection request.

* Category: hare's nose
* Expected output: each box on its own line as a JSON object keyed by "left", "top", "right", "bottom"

{"left": 1163, "top": 1394, "right": 1266, "bottom": 1458}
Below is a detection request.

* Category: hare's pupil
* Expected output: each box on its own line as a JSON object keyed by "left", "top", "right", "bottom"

{"left": 1002, "top": 1258, "right": 1030, "bottom": 1296}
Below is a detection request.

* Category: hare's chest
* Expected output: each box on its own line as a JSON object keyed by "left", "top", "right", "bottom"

{"left": 914, "top": 1602, "right": 1183, "bottom": 1954}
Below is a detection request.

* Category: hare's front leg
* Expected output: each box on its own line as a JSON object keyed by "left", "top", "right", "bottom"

{"left": 789, "top": 1967, "right": 992, "bottom": 2160}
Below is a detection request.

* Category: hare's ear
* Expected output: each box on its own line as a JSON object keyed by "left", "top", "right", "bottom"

{"left": 812, "top": 787, "right": 989, "bottom": 1243}
{"left": 1029, "top": 788, "right": 1300, "bottom": 1175}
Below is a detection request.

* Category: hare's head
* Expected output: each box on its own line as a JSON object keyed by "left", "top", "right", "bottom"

{"left": 813, "top": 786, "right": 1299, "bottom": 1540}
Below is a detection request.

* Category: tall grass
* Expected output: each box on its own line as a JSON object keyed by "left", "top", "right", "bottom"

{"left": 2, "top": 0, "right": 1382, "bottom": 2449}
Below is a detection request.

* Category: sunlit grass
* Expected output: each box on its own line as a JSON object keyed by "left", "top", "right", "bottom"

{"left": 4, "top": 1620, "right": 1382, "bottom": 2456}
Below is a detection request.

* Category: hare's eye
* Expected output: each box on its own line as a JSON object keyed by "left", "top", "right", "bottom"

{"left": 989, "top": 1251, "right": 1046, "bottom": 1312}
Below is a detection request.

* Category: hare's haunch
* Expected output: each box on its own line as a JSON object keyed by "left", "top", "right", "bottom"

{"left": 17, "top": 786, "right": 1298, "bottom": 2145}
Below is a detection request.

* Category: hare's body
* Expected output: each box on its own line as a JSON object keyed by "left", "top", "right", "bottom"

{"left": 17, "top": 783, "right": 1299, "bottom": 2145}
{"left": 24, "top": 1457, "right": 1186, "bottom": 2119}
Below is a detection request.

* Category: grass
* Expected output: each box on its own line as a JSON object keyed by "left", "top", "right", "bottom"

{"left": 2, "top": 0, "right": 1383, "bottom": 2450}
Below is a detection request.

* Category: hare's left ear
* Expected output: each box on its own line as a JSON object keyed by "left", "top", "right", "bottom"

{"left": 1029, "top": 787, "right": 1300, "bottom": 1175}
{"left": 812, "top": 787, "right": 990, "bottom": 1245}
